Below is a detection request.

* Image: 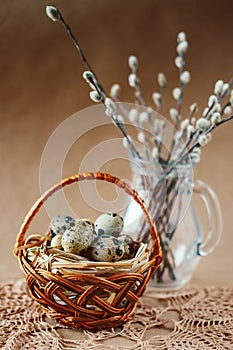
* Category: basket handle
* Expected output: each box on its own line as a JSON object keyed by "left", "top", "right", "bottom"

{"left": 14, "top": 172, "right": 162, "bottom": 259}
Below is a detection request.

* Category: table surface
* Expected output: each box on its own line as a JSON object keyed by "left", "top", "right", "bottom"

{"left": 1, "top": 279, "right": 232, "bottom": 349}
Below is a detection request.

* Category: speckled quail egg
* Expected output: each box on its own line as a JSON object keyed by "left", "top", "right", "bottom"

{"left": 50, "top": 234, "right": 63, "bottom": 249}
{"left": 91, "top": 234, "right": 125, "bottom": 262}
{"left": 94, "top": 212, "right": 124, "bottom": 236}
{"left": 80, "top": 218, "right": 97, "bottom": 239}
{"left": 118, "top": 234, "right": 136, "bottom": 259}
{"left": 61, "top": 219, "right": 94, "bottom": 254}
{"left": 50, "top": 215, "right": 75, "bottom": 237}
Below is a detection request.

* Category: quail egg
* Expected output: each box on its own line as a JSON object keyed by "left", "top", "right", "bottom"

{"left": 94, "top": 212, "right": 124, "bottom": 236}
{"left": 80, "top": 218, "right": 98, "bottom": 240}
{"left": 61, "top": 219, "right": 94, "bottom": 254}
{"left": 118, "top": 234, "right": 136, "bottom": 259}
{"left": 50, "top": 215, "right": 75, "bottom": 237}
{"left": 50, "top": 234, "right": 63, "bottom": 249}
{"left": 91, "top": 234, "right": 125, "bottom": 262}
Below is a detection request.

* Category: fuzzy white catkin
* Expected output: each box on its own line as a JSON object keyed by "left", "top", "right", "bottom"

{"left": 137, "top": 131, "right": 146, "bottom": 143}
{"left": 147, "top": 107, "right": 153, "bottom": 116}
{"left": 224, "top": 105, "right": 232, "bottom": 115}
{"left": 128, "top": 55, "right": 138, "bottom": 69}
{"left": 158, "top": 73, "right": 166, "bottom": 87}
{"left": 190, "top": 102, "right": 198, "bottom": 114}
{"left": 134, "top": 91, "right": 141, "bottom": 100}
{"left": 128, "top": 73, "right": 138, "bottom": 87}
{"left": 230, "top": 90, "right": 233, "bottom": 106}
{"left": 105, "top": 97, "right": 117, "bottom": 117}
{"left": 187, "top": 124, "right": 194, "bottom": 137}
{"left": 152, "top": 146, "right": 159, "bottom": 159}
{"left": 169, "top": 108, "right": 179, "bottom": 122}
{"left": 83, "top": 70, "right": 94, "bottom": 82}
{"left": 202, "top": 107, "right": 210, "bottom": 117}
{"left": 105, "top": 97, "right": 116, "bottom": 109}
{"left": 222, "top": 83, "right": 229, "bottom": 94}
{"left": 213, "top": 103, "right": 221, "bottom": 113}
{"left": 110, "top": 84, "right": 120, "bottom": 98}
{"left": 172, "top": 87, "right": 182, "bottom": 100}
{"left": 122, "top": 136, "right": 132, "bottom": 149}
{"left": 176, "top": 40, "right": 188, "bottom": 54}
{"left": 152, "top": 92, "right": 161, "bottom": 107}
{"left": 198, "top": 134, "right": 208, "bottom": 146}
{"left": 139, "top": 111, "right": 149, "bottom": 123}
{"left": 154, "top": 134, "right": 162, "bottom": 143}
{"left": 177, "top": 31, "right": 186, "bottom": 42}
{"left": 192, "top": 147, "right": 201, "bottom": 155}
{"left": 208, "top": 95, "right": 218, "bottom": 107}
{"left": 206, "top": 133, "right": 212, "bottom": 143}
{"left": 105, "top": 109, "right": 114, "bottom": 117}
{"left": 180, "top": 118, "right": 189, "bottom": 130}
{"left": 190, "top": 152, "right": 200, "bottom": 163}
{"left": 115, "top": 114, "right": 125, "bottom": 125}
{"left": 89, "top": 90, "right": 101, "bottom": 102}
{"left": 128, "top": 109, "right": 138, "bottom": 123}
{"left": 46, "top": 6, "right": 61, "bottom": 21}
{"left": 211, "top": 112, "right": 221, "bottom": 124}
{"left": 180, "top": 71, "right": 191, "bottom": 84}
{"left": 196, "top": 118, "right": 211, "bottom": 130}
{"left": 174, "top": 56, "right": 184, "bottom": 69}
{"left": 214, "top": 80, "right": 224, "bottom": 95}
{"left": 154, "top": 119, "right": 162, "bottom": 134}
{"left": 191, "top": 117, "right": 196, "bottom": 125}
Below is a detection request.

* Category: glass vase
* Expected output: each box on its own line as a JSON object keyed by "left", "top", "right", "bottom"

{"left": 124, "top": 157, "right": 222, "bottom": 290}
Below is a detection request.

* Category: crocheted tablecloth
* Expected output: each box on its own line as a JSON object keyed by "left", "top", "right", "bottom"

{"left": 0, "top": 279, "right": 232, "bottom": 350}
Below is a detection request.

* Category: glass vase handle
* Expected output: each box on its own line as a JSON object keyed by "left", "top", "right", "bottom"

{"left": 194, "top": 179, "right": 222, "bottom": 257}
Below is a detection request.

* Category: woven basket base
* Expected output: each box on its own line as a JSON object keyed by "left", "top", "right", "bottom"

{"left": 24, "top": 257, "right": 157, "bottom": 331}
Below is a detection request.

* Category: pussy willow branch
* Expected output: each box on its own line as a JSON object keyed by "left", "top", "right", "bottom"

{"left": 56, "top": 9, "right": 107, "bottom": 97}
{"left": 54, "top": 8, "right": 142, "bottom": 159}
{"left": 220, "top": 77, "right": 233, "bottom": 100}
{"left": 172, "top": 113, "right": 233, "bottom": 168}
{"left": 211, "top": 114, "right": 233, "bottom": 128}
{"left": 167, "top": 76, "right": 233, "bottom": 167}
{"left": 86, "top": 75, "right": 139, "bottom": 158}
{"left": 140, "top": 113, "right": 233, "bottom": 244}
{"left": 170, "top": 100, "right": 216, "bottom": 166}
{"left": 139, "top": 176, "right": 178, "bottom": 241}
{"left": 140, "top": 112, "right": 233, "bottom": 242}
{"left": 141, "top": 175, "right": 185, "bottom": 282}
{"left": 166, "top": 52, "right": 185, "bottom": 164}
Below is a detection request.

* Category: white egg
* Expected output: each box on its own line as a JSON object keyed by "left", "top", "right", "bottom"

{"left": 94, "top": 213, "right": 124, "bottom": 236}
{"left": 50, "top": 234, "right": 63, "bottom": 249}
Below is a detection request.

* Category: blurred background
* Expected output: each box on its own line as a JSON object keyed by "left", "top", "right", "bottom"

{"left": 1, "top": 0, "right": 232, "bottom": 285}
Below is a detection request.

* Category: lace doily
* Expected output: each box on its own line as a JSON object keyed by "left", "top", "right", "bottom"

{"left": 0, "top": 279, "right": 232, "bottom": 349}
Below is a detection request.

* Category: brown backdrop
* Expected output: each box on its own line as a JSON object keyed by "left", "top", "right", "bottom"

{"left": 1, "top": 0, "right": 232, "bottom": 286}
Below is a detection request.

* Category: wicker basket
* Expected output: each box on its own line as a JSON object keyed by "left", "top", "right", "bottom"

{"left": 14, "top": 172, "right": 162, "bottom": 331}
